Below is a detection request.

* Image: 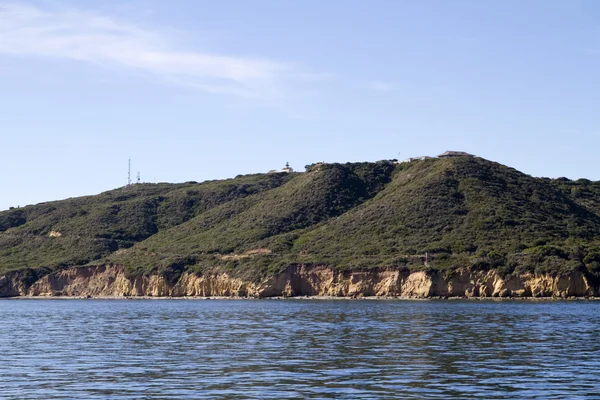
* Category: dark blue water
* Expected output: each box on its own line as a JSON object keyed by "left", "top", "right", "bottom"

{"left": 0, "top": 299, "right": 598, "bottom": 399}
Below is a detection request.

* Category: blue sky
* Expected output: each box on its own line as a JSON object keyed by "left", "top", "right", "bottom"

{"left": 1, "top": 0, "right": 599, "bottom": 211}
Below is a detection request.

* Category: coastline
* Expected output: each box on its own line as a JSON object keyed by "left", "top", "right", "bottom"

{"left": 3, "top": 295, "right": 600, "bottom": 301}
{"left": 2, "top": 263, "right": 599, "bottom": 299}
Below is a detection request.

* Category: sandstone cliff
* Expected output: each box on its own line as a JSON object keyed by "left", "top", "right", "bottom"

{"left": 0, "top": 264, "right": 598, "bottom": 298}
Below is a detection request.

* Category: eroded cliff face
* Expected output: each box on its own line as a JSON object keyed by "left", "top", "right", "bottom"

{"left": 0, "top": 264, "right": 597, "bottom": 298}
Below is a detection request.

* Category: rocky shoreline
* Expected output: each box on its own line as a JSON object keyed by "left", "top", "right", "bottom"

{"left": 2, "top": 296, "right": 599, "bottom": 301}
{"left": 1, "top": 264, "right": 598, "bottom": 299}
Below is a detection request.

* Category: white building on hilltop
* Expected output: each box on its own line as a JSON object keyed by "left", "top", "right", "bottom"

{"left": 397, "top": 156, "right": 432, "bottom": 164}
{"left": 268, "top": 162, "right": 294, "bottom": 174}
{"left": 438, "top": 151, "right": 474, "bottom": 158}
{"left": 282, "top": 162, "right": 294, "bottom": 173}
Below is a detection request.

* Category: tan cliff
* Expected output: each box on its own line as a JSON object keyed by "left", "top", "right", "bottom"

{"left": 0, "top": 264, "right": 598, "bottom": 298}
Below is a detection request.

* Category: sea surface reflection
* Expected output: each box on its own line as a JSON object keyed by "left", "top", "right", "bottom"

{"left": 0, "top": 299, "right": 598, "bottom": 399}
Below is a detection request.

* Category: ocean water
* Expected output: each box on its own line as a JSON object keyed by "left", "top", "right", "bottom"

{"left": 0, "top": 299, "right": 598, "bottom": 399}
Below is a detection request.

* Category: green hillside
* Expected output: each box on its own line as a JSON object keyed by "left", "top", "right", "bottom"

{"left": 111, "top": 162, "right": 395, "bottom": 278}
{"left": 0, "top": 173, "right": 292, "bottom": 274}
{"left": 2, "top": 157, "right": 600, "bottom": 282}
{"left": 290, "top": 158, "right": 600, "bottom": 276}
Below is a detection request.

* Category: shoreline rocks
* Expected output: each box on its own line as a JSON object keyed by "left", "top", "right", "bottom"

{"left": 1, "top": 264, "right": 598, "bottom": 299}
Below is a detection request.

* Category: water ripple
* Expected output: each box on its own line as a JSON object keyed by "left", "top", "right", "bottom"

{"left": 0, "top": 299, "right": 599, "bottom": 399}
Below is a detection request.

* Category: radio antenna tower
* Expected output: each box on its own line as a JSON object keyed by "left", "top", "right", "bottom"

{"left": 128, "top": 158, "right": 131, "bottom": 186}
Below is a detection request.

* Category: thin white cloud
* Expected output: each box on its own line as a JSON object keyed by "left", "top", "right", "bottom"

{"left": 0, "top": 3, "right": 304, "bottom": 98}
{"left": 367, "top": 81, "right": 395, "bottom": 92}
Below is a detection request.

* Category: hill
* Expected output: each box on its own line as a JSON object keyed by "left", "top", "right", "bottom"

{"left": 2, "top": 157, "right": 600, "bottom": 285}
{"left": 0, "top": 173, "right": 292, "bottom": 276}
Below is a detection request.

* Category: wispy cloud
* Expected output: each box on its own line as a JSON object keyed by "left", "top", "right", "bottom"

{"left": 0, "top": 3, "right": 306, "bottom": 98}
{"left": 367, "top": 81, "right": 395, "bottom": 92}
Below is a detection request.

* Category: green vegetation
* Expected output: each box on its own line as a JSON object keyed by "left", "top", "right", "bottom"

{"left": 0, "top": 173, "right": 292, "bottom": 272}
{"left": 2, "top": 157, "right": 600, "bottom": 282}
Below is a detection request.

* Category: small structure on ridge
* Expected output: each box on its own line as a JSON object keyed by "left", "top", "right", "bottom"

{"left": 397, "top": 156, "right": 433, "bottom": 164}
{"left": 268, "top": 162, "right": 295, "bottom": 174}
{"left": 438, "top": 151, "right": 474, "bottom": 158}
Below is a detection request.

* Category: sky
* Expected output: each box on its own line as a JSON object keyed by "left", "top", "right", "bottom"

{"left": 1, "top": 0, "right": 599, "bottom": 211}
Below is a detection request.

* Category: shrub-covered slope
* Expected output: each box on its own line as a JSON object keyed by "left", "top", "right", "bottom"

{"left": 111, "top": 162, "right": 396, "bottom": 278}
{"left": 292, "top": 158, "right": 600, "bottom": 276}
{"left": 2, "top": 157, "right": 600, "bottom": 281}
{"left": 0, "top": 173, "right": 292, "bottom": 273}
